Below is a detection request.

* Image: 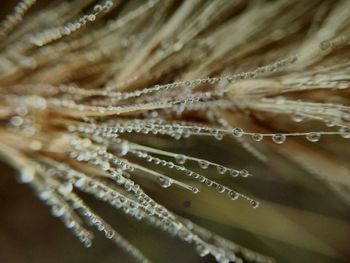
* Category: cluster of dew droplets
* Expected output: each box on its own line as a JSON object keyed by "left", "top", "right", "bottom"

{"left": 31, "top": 166, "right": 94, "bottom": 248}
{"left": 118, "top": 139, "right": 252, "bottom": 184}
{"left": 2, "top": 0, "right": 350, "bottom": 262}
{"left": 69, "top": 139, "right": 161, "bottom": 212}
{"left": 27, "top": 155, "right": 270, "bottom": 263}
{"left": 65, "top": 125, "right": 296, "bottom": 210}
{"left": 181, "top": 217, "right": 276, "bottom": 263}
{"left": 33, "top": 162, "right": 155, "bottom": 262}
{"left": 27, "top": 1, "right": 114, "bottom": 47}
{"left": 40, "top": 161, "right": 151, "bottom": 223}
{"left": 129, "top": 149, "right": 259, "bottom": 208}
{"left": 125, "top": 139, "right": 251, "bottom": 178}
{"left": 64, "top": 118, "right": 349, "bottom": 150}
{"left": 61, "top": 116, "right": 347, "bottom": 218}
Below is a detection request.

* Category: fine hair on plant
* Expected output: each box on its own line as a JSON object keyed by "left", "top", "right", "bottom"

{"left": 0, "top": 0, "right": 349, "bottom": 263}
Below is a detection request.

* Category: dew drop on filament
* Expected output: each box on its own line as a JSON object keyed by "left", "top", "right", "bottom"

{"left": 205, "top": 179, "right": 213, "bottom": 186}
{"left": 250, "top": 200, "right": 259, "bottom": 208}
{"left": 306, "top": 132, "right": 320, "bottom": 142}
{"left": 230, "top": 170, "right": 239, "bottom": 177}
{"left": 214, "top": 132, "right": 224, "bottom": 140}
{"left": 58, "top": 183, "right": 73, "bottom": 196}
{"left": 51, "top": 205, "right": 65, "bottom": 217}
{"left": 272, "top": 134, "right": 286, "bottom": 144}
{"left": 228, "top": 190, "right": 239, "bottom": 200}
{"left": 239, "top": 169, "right": 249, "bottom": 177}
{"left": 232, "top": 128, "right": 244, "bottom": 137}
{"left": 292, "top": 113, "right": 304, "bottom": 123}
{"left": 216, "top": 184, "right": 225, "bottom": 193}
{"left": 326, "top": 121, "right": 335, "bottom": 127}
{"left": 252, "top": 133, "right": 263, "bottom": 142}
{"left": 340, "top": 127, "right": 350, "bottom": 138}
{"left": 198, "top": 160, "right": 209, "bottom": 169}
{"left": 175, "top": 154, "right": 186, "bottom": 164}
{"left": 191, "top": 187, "right": 200, "bottom": 194}
{"left": 217, "top": 166, "right": 227, "bottom": 174}
{"left": 158, "top": 176, "right": 172, "bottom": 188}
{"left": 118, "top": 142, "right": 129, "bottom": 156}
{"left": 198, "top": 176, "right": 206, "bottom": 183}
{"left": 196, "top": 244, "right": 210, "bottom": 257}
{"left": 105, "top": 230, "right": 115, "bottom": 239}
{"left": 84, "top": 240, "right": 92, "bottom": 248}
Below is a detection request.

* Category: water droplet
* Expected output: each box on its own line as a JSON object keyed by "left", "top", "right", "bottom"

{"left": 84, "top": 240, "right": 92, "bottom": 248}
{"left": 326, "top": 121, "right": 335, "bottom": 127}
{"left": 205, "top": 179, "right": 213, "bottom": 186}
{"left": 217, "top": 166, "right": 227, "bottom": 174}
{"left": 65, "top": 218, "right": 76, "bottom": 228}
{"left": 88, "top": 14, "right": 96, "bottom": 21}
{"left": 39, "top": 190, "right": 51, "bottom": 200}
{"left": 51, "top": 205, "right": 65, "bottom": 217}
{"left": 158, "top": 176, "right": 172, "bottom": 188}
{"left": 118, "top": 142, "right": 129, "bottom": 156}
{"left": 58, "top": 183, "right": 73, "bottom": 196}
{"left": 228, "top": 190, "right": 239, "bottom": 200}
{"left": 214, "top": 131, "right": 224, "bottom": 140}
{"left": 166, "top": 162, "right": 175, "bottom": 169}
{"left": 10, "top": 116, "right": 23, "bottom": 126}
{"left": 272, "top": 134, "right": 286, "bottom": 144}
{"left": 191, "top": 187, "right": 200, "bottom": 194}
{"left": 210, "top": 128, "right": 219, "bottom": 137}
{"left": 198, "top": 160, "right": 209, "bottom": 169}
{"left": 145, "top": 205, "right": 155, "bottom": 215}
{"left": 185, "top": 170, "right": 193, "bottom": 177}
{"left": 250, "top": 200, "right": 259, "bottom": 208}
{"left": 198, "top": 176, "right": 206, "bottom": 183}
{"left": 216, "top": 185, "right": 225, "bottom": 193}
{"left": 292, "top": 113, "right": 304, "bottom": 123}
{"left": 230, "top": 170, "right": 239, "bottom": 177}
{"left": 175, "top": 154, "right": 186, "bottom": 164}
{"left": 178, "top": 228, "right": 192, "bottom": 242}
{"left": 19, "top": 170, "right": 34, "bottom": 183}
{"left": 74, "top": 177, "right": 86, "bottom": 187}
{"left": 306, "top": 132, "right": 320, "bottom": 142}
{"left": 239, "top": 169, "right": 249, "bottom": 177}
{"left": 100, "top": 161, "right": 110, "bottom": 171}
{"left": 232, "top": 128, "right": 244, "bottom": 137}
{"left": 215, "top": 253, "right": 229, "bottom": 263}
{"left": 105, "top": 230, "right": 115, "bottom": 239}
{"left": 196, "top": 244, "right": 210, "bottom": 257}
{"left": 340, "top": 127, "right": 350, "bottom": 138}
{"left": 190, "top": 126, "right": 200, "bottom": 134}
{"left": 94, "top": 4, "right": 103, "bottom": 12}
{"left": 252, "top": 133, "right": 263, "bottom": 142}
{"left": 96, "top": 222, "right": 104, "bottom": 231}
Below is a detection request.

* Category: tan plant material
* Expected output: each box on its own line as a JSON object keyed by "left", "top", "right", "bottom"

{"left": 0, "top": 0, "right": 349, "bottom": 262}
